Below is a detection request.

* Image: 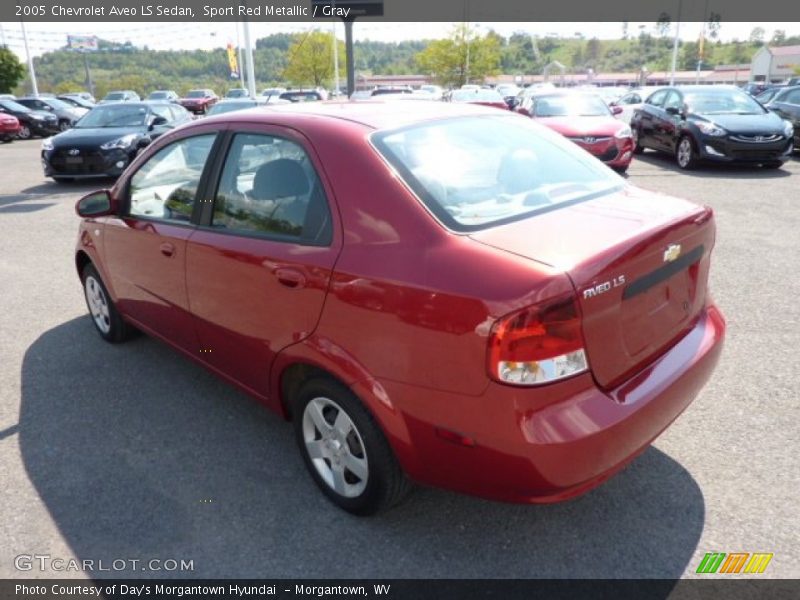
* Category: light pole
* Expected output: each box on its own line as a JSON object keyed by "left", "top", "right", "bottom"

{"left": 669, "top": 0, "right": 683, "bottom": 86}
{"left": 696, "top": 0, "right": 710, "bottom": 84}
{"left": 20, "top": 20, "right": 38, "bottom": 97}
{"left": 332, "top": 1, "right": 340, "bottom": 95}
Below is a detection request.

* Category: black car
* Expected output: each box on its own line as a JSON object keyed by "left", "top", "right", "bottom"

{"left": 17, "top": 96, "right": 88, "bottom": 132}
{"left": 631, "top": 86, "right": 794, "bottom": 169}
{"left": 0, "top": 98, "right": 60, "bottom": 139}
{"left": 762, "top": 85, "right": 800, "bottom": 149}
{"left": 41, "top": 102, "right": 192, "bottom": 181}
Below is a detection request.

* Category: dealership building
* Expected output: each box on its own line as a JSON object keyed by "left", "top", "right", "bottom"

{"left": 750, "top": 45, "right": 800, "bottom": 82}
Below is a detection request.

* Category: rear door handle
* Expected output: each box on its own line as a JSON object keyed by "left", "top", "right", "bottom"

{"left": 160, "top": 242, "right": 175, "bottom": 257}
{"left": 275, "top": 267, "right": 306, "bottom": 289}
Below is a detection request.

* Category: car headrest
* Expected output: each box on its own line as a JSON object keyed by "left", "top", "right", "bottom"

{"left": 497, "top": 149, "right": 540, "bottom": 194}
{"left": 251, "top": 159, "right": 310, "bottom": 201}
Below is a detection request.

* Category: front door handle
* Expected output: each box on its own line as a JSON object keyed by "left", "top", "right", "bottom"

{"left": 160, "top": 242, "right": 175, "bottom": 257}
{"left": 275, "top": 267, "right": 306, "bottom": 289}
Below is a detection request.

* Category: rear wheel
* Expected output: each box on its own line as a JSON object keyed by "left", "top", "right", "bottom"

{"left": 53, "top": 177, "right": 74, "bottom": 183}
{"left": 81, "top": 263, "right": 135, "bottom": 343}
{"left": 292, "top": 378, "right": 412, "bottom": 515}
{"left": 676, "top": 136, "right": 698, "bottom": 170}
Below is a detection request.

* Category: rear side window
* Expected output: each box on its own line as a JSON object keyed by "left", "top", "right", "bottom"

{"left": 128, "top": 134, "right": 215, "bottom": 222}
{"left": 785, "top": 89, "right": 800, "bottom": 104}
{"left": 211, "top": 133, "right": 332, "bottom": 245}
{"left": 372, "top": 115, "right": 622, "bottom": 232}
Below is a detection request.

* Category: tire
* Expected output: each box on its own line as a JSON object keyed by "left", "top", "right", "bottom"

{"left": 53, "top": 177, "right": 74, "bottom": 183}
{"left": 1, "top": 136, "right": 12, "bottom": 144}
{"left": 292, "top": 377, "right": 412, "bottom": 515}
{"left": 631, "top": 127, "right": 644, "bottom": 154}
{"left": 81, "top": 263, "right": 135, "bottom": 343}
{"left": 16, "top": 125, "right": 31, "bottom": 140}
{"left": 613, "top": 164, "right": 629, "bottom": 174}
{"left": 762, "top": 161, "right": 784, "bottom": 169}
{"left": 676, "top": 136, "right": 698, "bottom": 170}
{"left": 58, "top": 120, "right": 71, "bottom": 132}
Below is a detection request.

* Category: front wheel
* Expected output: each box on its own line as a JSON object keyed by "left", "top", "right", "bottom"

{"left": 631, "top": 127, "right": 644, "bottom": 154}
{"left": 81, "top": 263, "right": 136, "bottom": 343}
{"left": 58, "top": 120, "right": 71, "bottom": 132}
{"left": 292, "top": 378, "right": 412, "bottom": 515}
{"left": 16, "top": 125, "right": 31, "bottom": 140}
{"left": 676, "top": 136, "right": 698, "bottom": 170}
{"left": 762, "top": 161, "right": 784, "bottom": 169}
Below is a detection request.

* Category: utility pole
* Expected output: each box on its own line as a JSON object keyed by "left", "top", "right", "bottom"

{"left": 0, "top": 23, "right": 7, "bottom": 48}
{"left": 332, "top": 3, "right": 340, "bottom": 95}
{"left": 669, "top": 0, "right": 683, "bottom": 86}
{"left": 696, "top": 0, "right": 710, "bottom": 84}
{"left": 242, "top": 18, "right": 257, "bottom": 99}
{"left": 235, "top": 22, "right": 245, "bottom": 89}
{"left": 344, "top": 19, "right": 354, "bottom": 96}
{"left": 20, "top": 20, "right": 38, "bottom": 97}
{"left": 83, "top": 53, "right": 94, "bottom": 97}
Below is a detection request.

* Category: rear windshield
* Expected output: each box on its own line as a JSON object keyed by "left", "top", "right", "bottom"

{"left": 452, "top": 89, "right": 504, "bottom": 102}
{"left": 187, "top": 90, "right": 207, "bottom": 98}
{"left": 533, "top": 94, "right": 610, "bottom": 117}
{"left": 371, "top": 115, "right": 623, "bottom": 232}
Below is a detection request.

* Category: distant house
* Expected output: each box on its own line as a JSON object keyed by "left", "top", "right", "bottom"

{"left": 750, "top": 45, "right": 800, "bottom": 82}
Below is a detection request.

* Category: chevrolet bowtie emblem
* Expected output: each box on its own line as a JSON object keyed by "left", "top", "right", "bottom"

{"left": 663, "top": 244, "right": 682, "bottom": 263}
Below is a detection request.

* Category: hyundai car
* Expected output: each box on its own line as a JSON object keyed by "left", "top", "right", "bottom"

{"left": 42, "top": 102, "right": 191, "bottom": 181}
{"left": 179, "top": 89, "right": 219, "bottom": 114}
{"left": 631, "top": 85, "right": 794, "bottom": 169}
{"left": 0, "top": 98, "right": 59, "bottom": 139}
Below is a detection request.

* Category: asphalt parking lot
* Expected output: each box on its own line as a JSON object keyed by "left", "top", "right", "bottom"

{"left": 1, "top": 138, "right": 798, "bottom": 580}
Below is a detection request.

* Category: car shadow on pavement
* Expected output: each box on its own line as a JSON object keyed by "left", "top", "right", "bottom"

{"left": 19, "top": 317, "right": 705, "bottom": 581}
{"left": 634, "top": 151, "right": 793, "bottom": 179}
{"left": 19, "top": 179, "right": 116, "bottom": 196}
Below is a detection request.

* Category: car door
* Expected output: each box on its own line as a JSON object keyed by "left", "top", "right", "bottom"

{"left": 637, "top": 89, "right": 668, "bottom": 148}
{"left": 102, "top": 131, "right": 220, "bottom": 352}
{"left": 659, "top": 90, "right": 685, "bottom": 151}
{"left": 770, "top": 88, "right": 800, "bottom": 142}
{"left": 185, "top": 128, "right": 342, "bottom": 398}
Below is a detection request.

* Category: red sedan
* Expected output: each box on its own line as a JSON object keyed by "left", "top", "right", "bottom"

{"left": 0, "top": 112, "right": 20, "bottom": 142}
{"left": 178, "top": 88, "right": 218, "bottom": 114}
{"left": 518, "top": 92, "right": 635, "bottom": 172}
{"left": 74, "top": 102, "right": 724, "bottom": 514}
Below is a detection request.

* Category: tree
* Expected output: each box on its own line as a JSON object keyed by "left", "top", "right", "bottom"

{"left": 749, "top": 27, "right": 765, "bottom": 45}
{"left": 707, "top": 13, "right": 722, "bottom": 40}
{"left": 282, "top": 30, "right": 346, "bottom": 88}
{"left": 621, "top": 22, "right": 629, "bottom": 40}
{"left": 0, "top": 47, "right": 26, "bottom": 94}
{"left": 656, "top": 14, "right": 672, "bottom": 38}
{"left": 585, "top": 38, "right": 601, "bottom": 66}
{"left": 771, "top": 30, "right": 786, "bottom": 45}
{"left": 414, "top": 24, "right": 500, "bottom": 88}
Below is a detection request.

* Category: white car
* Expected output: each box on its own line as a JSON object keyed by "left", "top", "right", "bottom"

{"left": 610, "top": 87, "right": 667, "bottom": 124}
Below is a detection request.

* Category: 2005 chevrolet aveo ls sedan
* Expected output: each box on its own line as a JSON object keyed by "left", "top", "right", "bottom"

{"left": 75, "top": 101, "right": 725, "bottom": 515}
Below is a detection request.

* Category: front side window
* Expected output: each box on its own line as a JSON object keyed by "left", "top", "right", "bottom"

{"left": 128, "top": 134, "right": 215, "bottom": 222}
{"left": 211, "top": 133, "right": 332, "bottom": 244}
{"left": 372, "top": 115, "right": 623, "bottom": 232}
{"left": 647, "top": 90, "right": 668, "bottom": 107}
{"left": 664, "top": 91, "right": 683, "bottom": 111}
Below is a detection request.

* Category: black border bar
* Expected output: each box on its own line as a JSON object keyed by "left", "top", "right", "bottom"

{"left": 4, "top": 0, "right": 800, "bottom": 22}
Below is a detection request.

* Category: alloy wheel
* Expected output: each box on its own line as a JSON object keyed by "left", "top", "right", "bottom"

{"left": 302, "top": 396, "right": 369, "bottom": 498}
{"left": 677, "top": 138, "right": 693, "bottom": 168}
{"left": 17, "top": 125, "right": 31, "bottom": 140}
{"left": 84, "top": 275, "right": 111, "bottom": 334}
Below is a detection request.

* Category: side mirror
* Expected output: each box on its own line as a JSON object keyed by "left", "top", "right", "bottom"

{"left": 611, "top": 105, "right": 624, "bottom": 115}
{"left": 149, "top": 115, "right": 168, "bottom": 130}
{"left": 665, "top": 106, "right": 681, "bottom": 116}
{"left": 137, "top": 137, "right": 152, "bottom": 149}
{"left": 75, "top": 190, "right": 117, "bottom": 218}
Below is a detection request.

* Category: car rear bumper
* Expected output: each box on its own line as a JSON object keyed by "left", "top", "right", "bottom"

{"left": 371, "top": 302, "right": 725, "bottom": 503}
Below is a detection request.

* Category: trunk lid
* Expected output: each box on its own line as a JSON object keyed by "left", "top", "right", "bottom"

{"left": 470, "top": 185, "right": 715, "bottom": 390}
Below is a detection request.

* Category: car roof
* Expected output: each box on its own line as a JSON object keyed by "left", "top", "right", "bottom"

{"left": 202, "top": 99, "right": 507, "bottom": 131}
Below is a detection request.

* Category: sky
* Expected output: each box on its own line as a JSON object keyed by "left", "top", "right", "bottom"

{"left": 1, "top": 21, "right": 799, "bottom": 60}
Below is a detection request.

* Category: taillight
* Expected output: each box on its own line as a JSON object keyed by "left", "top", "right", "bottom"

{"left": 487, "top": 294, "right": 589, "bottom": 386}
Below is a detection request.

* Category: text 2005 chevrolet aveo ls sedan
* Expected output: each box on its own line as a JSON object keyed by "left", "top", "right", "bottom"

{"left": 75, "top": 101, "right": 725, "bottom": 515}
